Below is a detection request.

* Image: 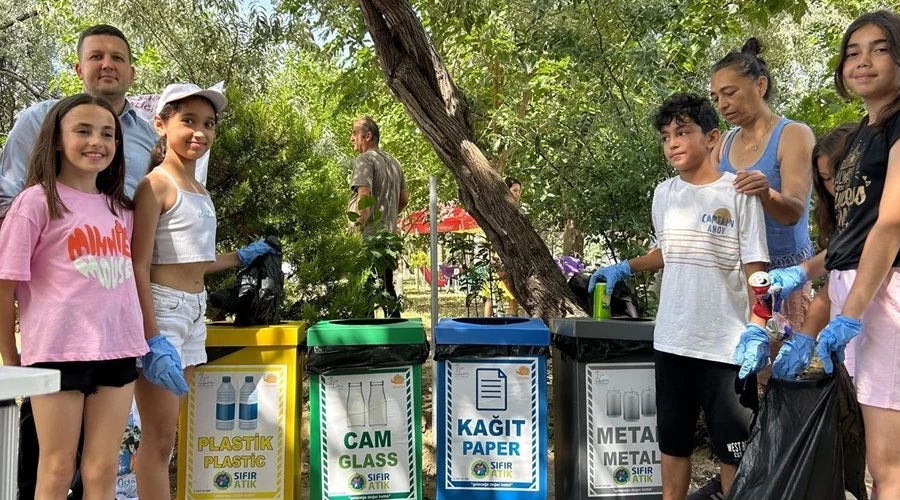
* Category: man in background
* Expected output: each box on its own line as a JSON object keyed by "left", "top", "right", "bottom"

{"left": 349, "top": 116, "right": 409, "bottom": 317}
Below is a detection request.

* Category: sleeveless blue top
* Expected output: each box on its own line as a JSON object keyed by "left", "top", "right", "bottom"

{"left": 719, "top": 117, "right": 814, "bottom": 269}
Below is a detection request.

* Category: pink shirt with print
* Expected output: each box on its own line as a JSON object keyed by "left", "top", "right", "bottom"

{"left": 0, "top": 184, "right": 148, "bottom": 365}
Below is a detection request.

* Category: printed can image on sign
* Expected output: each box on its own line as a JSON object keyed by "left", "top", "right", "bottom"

{"left": 442, "top": 358, "right": 541, "bottom": 491}
{"left": 185, "top": 364, "right": 287, "bottom": 499}
{"left": 320, "top": 366, "right": 419, "bottom": 499}
{"left": 586, "top": 363, "right": 662, "bottom": 497}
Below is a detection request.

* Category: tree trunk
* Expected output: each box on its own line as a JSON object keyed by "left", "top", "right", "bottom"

{"left": 356, "top": 0, "right": 587, "bottom": 320}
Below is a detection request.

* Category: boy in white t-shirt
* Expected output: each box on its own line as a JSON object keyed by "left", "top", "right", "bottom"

{"left": 587, "top": 93, "right": 769, "bottom": 498}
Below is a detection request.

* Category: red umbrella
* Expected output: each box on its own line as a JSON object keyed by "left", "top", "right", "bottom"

{"left": 401, "top": 203, "right": 480, "bottom": 234}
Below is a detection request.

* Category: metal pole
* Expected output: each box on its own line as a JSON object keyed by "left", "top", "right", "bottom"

{"left": 429, "top": 176, "right": 439, "bottom": 332}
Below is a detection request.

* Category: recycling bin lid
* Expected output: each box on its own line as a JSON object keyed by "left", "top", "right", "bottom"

{"left": 434, "top": 317, "right": 549, "bottom": 346}
{"left": 550, "top": 317, "right": 655, "bottom": 341}
{"left": 307, "top": 317, "right": 425, "bottom": 346}
{"left": 206, "top": 321, "right": 307, "bottom": 347}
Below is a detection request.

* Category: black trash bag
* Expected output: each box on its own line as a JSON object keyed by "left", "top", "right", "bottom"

{"left": 837, "top": 365, "right": 868, "bottom": 500}
{"left": 726, "top": 364, "right": 867, "bottom": 500}
{"left": 433, "top": 344, "right": 550, "bottom": 361}
{"left": 209, "top": 235, "right": 284, "bottom": 326}
{"left": 568, "top": 271, "right": 639, "bottom": 318}
{"left": 551, "top": 333, "right": 653, "bottom": 363}
{"left": 307, "top": 341, "right": 430, "bottom": 375}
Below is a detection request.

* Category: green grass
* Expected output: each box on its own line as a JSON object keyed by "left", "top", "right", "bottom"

{"left": 400, "top": 278, "right": 471, "bottom": 330}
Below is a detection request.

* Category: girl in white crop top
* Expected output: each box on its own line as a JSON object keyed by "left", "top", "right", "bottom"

{"left": 130, "top": 83, "right": 278, "bottom": 500}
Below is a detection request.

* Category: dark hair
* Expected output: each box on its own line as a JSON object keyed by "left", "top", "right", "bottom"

{"left": 712, "top": 38, "right": 774, "bottom": 101}
{"left": 355, "top": 116, "right": 380, "bottom": 144}
{"left": 148, "top": 96, "right": 219, "bottom": 171}
{"left": 812, "top": 123, "right": 857, "bottom": 250}
{"left": 653, "top": 92, "right": 720, "bottom": 133}
{"left": 834, "top": 10, "right": 900, "bottom": 131}
{"left": 76, "top": 24, "right": 133, "bottom": 64}
{"left": 505, "top": 177, "right": 521, "bottom": 189}
{"left": 27, "top": 94, "right": 131, "bottom": 219}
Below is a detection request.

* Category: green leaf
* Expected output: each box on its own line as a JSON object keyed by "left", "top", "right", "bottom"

{"left": 358, "top": 195, "right": 376, "bottom": 210}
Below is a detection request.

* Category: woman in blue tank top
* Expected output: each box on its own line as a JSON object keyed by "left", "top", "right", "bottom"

{"left": 710, "top": 38, "right": 817, "bottom": 333}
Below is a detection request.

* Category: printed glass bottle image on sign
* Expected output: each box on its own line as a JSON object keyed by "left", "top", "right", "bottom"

{"left": 185, "top": 365, "right": 286, "bottom": 499}
{"left": 586, "top": 363, "right": 662, "bottom": 497}
{"left": 320, "top": 367, "right": 419, "bottom": 499}
{"left": 443, "top": 358, "right": 541, "bottom": 490}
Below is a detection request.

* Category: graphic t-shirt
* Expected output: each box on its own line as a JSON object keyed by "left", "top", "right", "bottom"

{"left": 652, "top": 173, "right": 769, "bottom": 364}
{"left": 826, "top": 114, "right": 900, "bottom": 271}
{"left": 348, "top": 149, "right": 406, "bottom": 234}
{"left": 0, "top": 184, "right": 148, "bottom": 365}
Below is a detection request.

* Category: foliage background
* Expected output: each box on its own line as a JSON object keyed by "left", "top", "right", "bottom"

{"left": 0, "top": 0, "right": 891, "bottom": 318}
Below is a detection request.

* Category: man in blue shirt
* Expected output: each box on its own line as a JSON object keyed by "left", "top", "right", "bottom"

{"left": 0, "top": 24, "right": 157, "bottom": 219}
{"left": 0, "top": 25, "right": 156, "bottom": 500}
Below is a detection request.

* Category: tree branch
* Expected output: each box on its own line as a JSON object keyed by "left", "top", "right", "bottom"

{"left": 0, "top": 67, "right": 49, "bottom": 100}
{"left": 355, "top": 0, "right": 587, "bottom": 319}
{"left": 0, "top": 9, "right": 40, "bottom": 32}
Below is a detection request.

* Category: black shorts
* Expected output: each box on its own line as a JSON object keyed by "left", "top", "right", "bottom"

{"left": 28, "top": 357, "right": 138, "bottom": 395}
{"left": 654, "top": 350, "right": 757, "bottom": 465}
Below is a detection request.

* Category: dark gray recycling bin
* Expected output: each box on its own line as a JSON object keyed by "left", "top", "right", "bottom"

{"left": 550, "top": 318, "right": 661, "bottom": 499}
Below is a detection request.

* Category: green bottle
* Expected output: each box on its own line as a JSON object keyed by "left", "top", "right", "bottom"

{"left": 593, "top": 283, "right": 611, "bottom": 319}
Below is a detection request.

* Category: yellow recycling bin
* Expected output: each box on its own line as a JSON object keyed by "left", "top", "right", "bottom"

{"left": 177, "top": 322, "right": 306, "bottom": 500}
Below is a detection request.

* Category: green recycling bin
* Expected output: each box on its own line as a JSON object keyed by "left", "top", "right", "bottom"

{"left": 307, "top": 318, "right": 429, "bottom": 500}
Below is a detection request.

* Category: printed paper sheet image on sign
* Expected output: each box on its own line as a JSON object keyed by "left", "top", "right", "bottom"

{"left": 320, "top": 367, "right": 419, "bottom": 499}
{"left": 586, "top": 363, "right": 662, "bottom": 497}
{"left": 443, "top": 358, "right": 541, "bottom": 491}
{"left": 185, "top": 365, "right": 286, "bottom": 499}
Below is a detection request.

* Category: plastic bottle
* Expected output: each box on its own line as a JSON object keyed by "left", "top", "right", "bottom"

{"left": 216, "top": 376, "right": 236, "bottom": 431}
{"left": 239, "top": 376, "right": 259, "bottom": 430}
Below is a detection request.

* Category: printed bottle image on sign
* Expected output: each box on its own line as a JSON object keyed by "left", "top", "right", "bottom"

{"left": 319, "top": 367, "right": 419, "bottom": 499}
{"left": 586, "top": 363, "right": 663, "bottom": 497}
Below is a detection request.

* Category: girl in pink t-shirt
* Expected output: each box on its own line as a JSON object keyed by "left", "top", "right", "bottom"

{"left": 0, "top": 94, "right": 149, "bottom": 499}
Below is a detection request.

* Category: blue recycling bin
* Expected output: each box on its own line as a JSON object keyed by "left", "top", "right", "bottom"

{"left": 434, "top": 317, "right": 549, "bottom": 499}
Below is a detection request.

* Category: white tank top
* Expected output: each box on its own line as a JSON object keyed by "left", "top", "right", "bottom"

{"left": 151, "top": 167, "right": 217, "bottom": 264}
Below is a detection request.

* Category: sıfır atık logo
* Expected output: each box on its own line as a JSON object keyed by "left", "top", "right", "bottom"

{"left": 613, "top": 467, "right": 630, "bottom": 485}
{"left": 348, "top": 473, "right": 366, "bottom": 492}
{"left": 470, "top": 459, "right": 489, "bottom": 479}
{"left": 213, "top": 471, "right": 232, "bottom": 490}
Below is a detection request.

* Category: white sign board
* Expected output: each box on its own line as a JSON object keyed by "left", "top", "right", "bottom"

{"left": 586, "top": 362, "right": 662, "bottom": 497}
{"left": 443, "top": 358, "right": 540, "bottom": 491}
{"left": 319, "top": 366, "right": 418, "bottom": 498}
{"left": 185, "top": 365, "right": 286, "bottom": 499}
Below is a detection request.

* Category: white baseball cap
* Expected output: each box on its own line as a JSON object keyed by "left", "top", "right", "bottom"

{"left": 156, "top": 81, "right": 227, "bottom": 115}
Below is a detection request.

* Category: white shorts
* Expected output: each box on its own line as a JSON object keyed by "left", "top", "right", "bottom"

{"left": 830, "top": 269, "right": 900, "bottom": 410}
{"left": 147, "top": 283, "right": 208, "bottom": 368}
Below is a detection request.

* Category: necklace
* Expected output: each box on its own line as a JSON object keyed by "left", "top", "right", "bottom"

{"left": 740, "top": 115, "right": 777, "bottom": 152}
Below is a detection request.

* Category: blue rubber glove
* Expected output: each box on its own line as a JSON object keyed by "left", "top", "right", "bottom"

{"left": 772, "top": 332, "right": 816, "bottom": 379}
{"left": 587, "top": 260, "right": 632, "bottom": 294}
{"left": 734, "top": 324, "right": 769, "bottom": 379}
{"left": 142, "top": 335, "right": 189, "bottom": 396}
{"left": 767, "top": 265, "right": 808, "bottom": 298}
{"left": 816, "top": 315, "right": 862, "bottom": 374}
{"left": 237, "top": 239, "right": 280, "bottom": 266}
